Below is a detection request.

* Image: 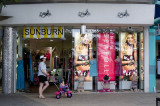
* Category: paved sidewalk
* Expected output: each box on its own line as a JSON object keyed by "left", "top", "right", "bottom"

{"left": 0, "top": 92, "right": 160, "bottom": 106}
{"left": 0, "top": 93, "right": 46, "bottom": 106}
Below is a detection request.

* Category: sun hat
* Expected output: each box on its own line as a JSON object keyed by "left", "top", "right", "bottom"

{"left": 40, "top": 55, "right": 47, "bottom": 59}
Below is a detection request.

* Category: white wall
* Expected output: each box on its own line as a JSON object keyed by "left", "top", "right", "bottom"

{"left": 0, "top": 3, "right": 155, "bottom": 26}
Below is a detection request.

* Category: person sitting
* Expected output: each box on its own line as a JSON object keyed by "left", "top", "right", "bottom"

{"left": 59, "top": 78, "right": 69, "bottom": 96}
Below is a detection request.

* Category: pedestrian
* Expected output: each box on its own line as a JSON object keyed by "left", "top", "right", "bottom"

{"left": 38, "top": 55, "right": 49, "bottom": 99}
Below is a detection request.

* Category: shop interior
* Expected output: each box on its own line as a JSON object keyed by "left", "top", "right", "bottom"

{"left": 21, "top": 28, "right": 73, "bottom": 93}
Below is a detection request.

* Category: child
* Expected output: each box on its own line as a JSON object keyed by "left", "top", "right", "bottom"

{"left": 130, "top": 72, "right": 138, "bottom": 92}
{"left": 101, "top": 75, "right": 112, "bottom": 92}
{"left": 59, "top": 78, "right": 69, "bottom": 96}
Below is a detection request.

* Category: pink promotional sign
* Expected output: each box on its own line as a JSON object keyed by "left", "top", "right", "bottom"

{"left": 98, "top": 33, "right": 115, "bottom": 81}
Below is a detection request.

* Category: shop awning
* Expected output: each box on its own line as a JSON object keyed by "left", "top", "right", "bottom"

{"left": 0, "top": 16, "right": 12, "bottom": 21}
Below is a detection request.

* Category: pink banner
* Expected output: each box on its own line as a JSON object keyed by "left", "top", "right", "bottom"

{"left": 98, "top": 33, "right": 115, "bottom": 81}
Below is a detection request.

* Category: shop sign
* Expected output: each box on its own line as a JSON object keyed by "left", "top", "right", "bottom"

{"left": 39, "top": 10, "right": 51, "bottom": 18}
{"left": 117, "top": 10, "right": 129, "bottom": 18}
{"left": 98, "top": 33, "right": 115, "bottom": 81}
{"left": 23, "top": 26, "right": 64, "bottom": 39}
{"left": 78, "top": 9, "right": 90, "bottom": 17}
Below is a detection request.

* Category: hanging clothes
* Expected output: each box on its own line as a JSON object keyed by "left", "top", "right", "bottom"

{"left": 89, "top": 59, "right": 98, "bottom": 76}
{"left": 17, "top": 60, "right": 25, "bottom": 90}
{"left": 30, "top": 53, "right": 33, "bottom": 82}
{"left": 115, "top": 59, "right": 123, "bottom": 76}
{"left": 45, "top": 50, "right": 51, "bottom": 60}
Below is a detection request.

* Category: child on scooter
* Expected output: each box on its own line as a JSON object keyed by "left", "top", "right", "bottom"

{"left": 60, "top": 78, "right": 69, "bottom": 96}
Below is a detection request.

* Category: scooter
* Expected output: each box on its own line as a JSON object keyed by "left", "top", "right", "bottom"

{"left": 53, "top": 80, "right": 72, "bottom": 99}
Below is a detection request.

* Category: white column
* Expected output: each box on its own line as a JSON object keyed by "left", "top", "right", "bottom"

{"left": 144, "top": 26, "right": 149, "bottom": 92}
{"left": 13, "top": 30, "right": 17, "bottom": 93}
{"left": 2, "top": 27, "right": 16, "bottom": 94}
{"left": 81, "top": 25, "right": 86, "bottom": 34}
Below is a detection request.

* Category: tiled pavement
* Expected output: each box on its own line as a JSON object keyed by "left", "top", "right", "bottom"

{"left": 0, "top": 92, "right": 159, "bottom": 106}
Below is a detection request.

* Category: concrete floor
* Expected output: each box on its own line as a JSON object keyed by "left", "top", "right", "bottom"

{"left": 0, "top": 79, "right": 160, "bottom": 106}
{"left": 0, "top": 93, "right": 46, "bottom": 106}
{"left": 157, "top": 78, "right": 160, "bottom": 92}
{"left": 0, "top": 92, "right": 159, "bottom": 106}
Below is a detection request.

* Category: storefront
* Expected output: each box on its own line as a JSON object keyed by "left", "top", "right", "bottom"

{"left": 20, "top": 26, "right": 73, "bottom": 93}
{"left": 0, "top": 3, "right": 155, "bottom": 93}
{"left": 72, "top": 27, "right": 145, "bottom": 92}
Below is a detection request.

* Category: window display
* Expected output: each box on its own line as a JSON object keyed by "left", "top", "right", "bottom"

{"left": 115, "top": 56, "right": 123, "bottom": 90}
{"left": 140, "top": 33, "right": 144, "bottom": 81}
{"left": 96, "top": 28, "right": 144, "bottom": 91}
{"left": 98, "top": 32, "right": 115, "bottom": 81}
{"left": 74, "top": 33, "right": 93, "bottom": 81}
{"left": 120, "top": 32, "right": 137, "bottom": 80}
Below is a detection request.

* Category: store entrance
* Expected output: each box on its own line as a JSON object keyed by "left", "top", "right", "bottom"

{"left": 23, "top": 33, "right": 73, "bottom": 93}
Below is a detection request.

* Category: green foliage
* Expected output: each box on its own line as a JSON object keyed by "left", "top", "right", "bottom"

{"left": 0, "top": 0, "right": 21, "bottom": 7}
{"left": 0, "top": 0, "right": 6, "bottom": 7}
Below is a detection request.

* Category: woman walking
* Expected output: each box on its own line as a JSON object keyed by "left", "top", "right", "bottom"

{"left": 38, "top": 55, "right": 49, "bottom": 99}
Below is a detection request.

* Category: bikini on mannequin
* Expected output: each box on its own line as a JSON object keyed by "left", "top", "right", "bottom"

{"left": 115, "top": 56, "right": 123, "bottom": 90}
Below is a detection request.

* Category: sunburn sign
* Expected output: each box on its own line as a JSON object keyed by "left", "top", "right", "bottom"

{"left": 23, "top": 26, "right": 64, "bottom": 38}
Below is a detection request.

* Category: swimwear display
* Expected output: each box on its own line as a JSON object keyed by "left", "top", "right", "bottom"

{"left": 89, "top": 59, "right": 98, "bottom": 76}
{"left": 78, "top": 55, "right": 88, "bottom": 61}
{"left": 115, "top": 60, "right": 123, "bottom": 76}
{"left": 123, "top": 55, "right": 133, "bottom": 61}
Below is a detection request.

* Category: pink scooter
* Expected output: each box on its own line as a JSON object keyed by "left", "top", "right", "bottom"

{"left": 54, "top": 80, "right": 72, "bottom": 99}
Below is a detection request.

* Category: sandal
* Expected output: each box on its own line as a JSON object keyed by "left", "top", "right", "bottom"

{"left": 39, "top": 96, "right": 46, "bottom": 99}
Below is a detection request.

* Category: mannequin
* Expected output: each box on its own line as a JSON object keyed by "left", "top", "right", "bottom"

{"left": 98, "top": 75, "right": 113, "bottom": 92}
{"left": 115, "top": 56, "right": 123, "bottom": 90}
{"left": 45, "top": 50, "right": 51, "bottom": 60}
{"left": 17, "top": 55, "right": 25, "bottom": 90}
{"left": 89, "top": 53, "right": 97, "bottom": 78}
{"left": 115, "top": 56, "right": 121, "bottom": 62}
